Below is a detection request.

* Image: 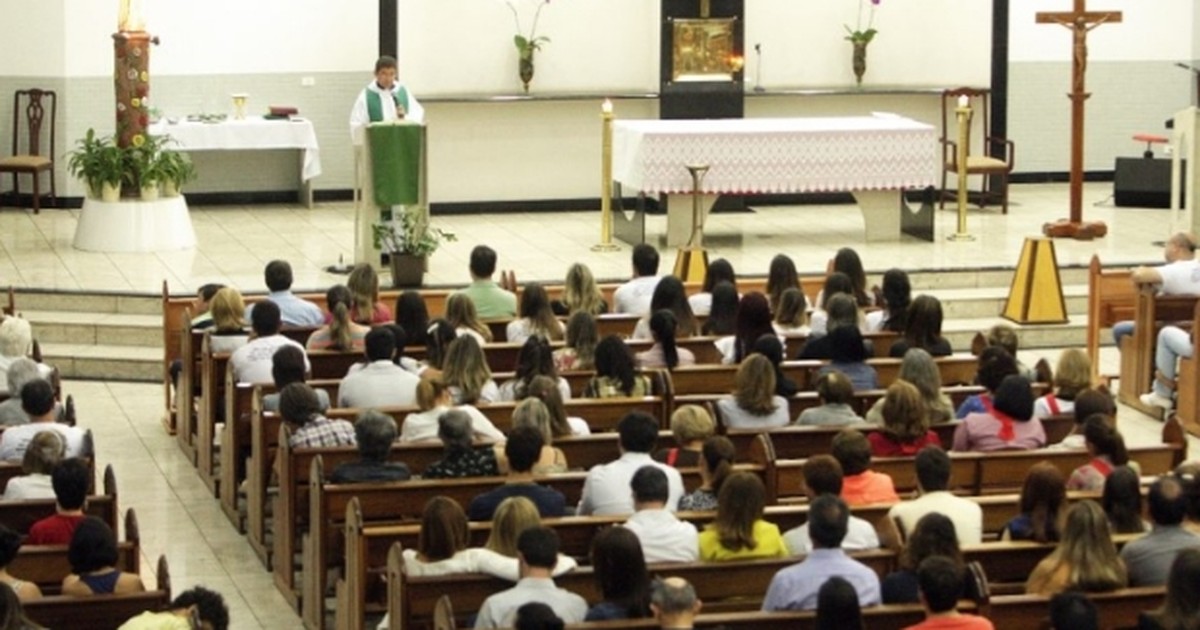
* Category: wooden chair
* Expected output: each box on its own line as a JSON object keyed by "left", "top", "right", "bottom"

{"left": 939, "top": 87, "right": 1014, "bottom": 214}
{"left": 0, "top": 89, "right": 56, "bottom": 213}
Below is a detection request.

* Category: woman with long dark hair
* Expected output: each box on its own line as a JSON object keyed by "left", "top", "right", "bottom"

{"left": 882, "top": 513, "right": 977, "bottom": 604}
{"left": 632, "top": 276, "right": 699, "bottom": 340}
{"left": 394, "top": 290, "right": 430, "bottom": 347}
{"left": 953, "top": 375, "right": 1045, "bottom": 452}
{"left": 586, "top": 335, "right": 651, "bottom": 397}
{"left": 1003, "top": 462, "right": 1067, "bottom": 543}
{"left": 507, "top": 283, "right": 565, "bottom": 345}
{"left": 679, "top": 436, "right": 735, "bottom": 511}
{"left": 731, "top": 292, "right": 774, "bottom": 364}
{"left": 766, "top": 254, "right": 805, "bottom": 313}
{"left": 868, "top": 268, "right": 911, "bottom": 333}
{"left": 889, "top": 295, "right": 952, "bottom": 357}
{"left": 689, "top": 258, "right": 738, "bottom": 316}
{"left": 636, "top": 310, "right": 694, "bottom": 369}
{"left": 498, "top": 336, "right": 570, "bottom": 402}
{"left": 1067, "top": 415, "right": 1130, "bottom": 491}
{"left": 586, "top": 527, "right": 651, "bottom": 620}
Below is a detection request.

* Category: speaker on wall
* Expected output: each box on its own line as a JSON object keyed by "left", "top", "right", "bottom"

{"left": 1114, "top": 157, "right": 1185, "bottom": 209}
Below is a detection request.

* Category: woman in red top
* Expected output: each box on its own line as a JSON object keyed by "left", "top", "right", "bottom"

{"left": 869, "top": 380, "right": 941, "bottom": 457}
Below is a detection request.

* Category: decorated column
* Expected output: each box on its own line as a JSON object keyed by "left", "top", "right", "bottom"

{"left": 114, "top": 0, "right": 156, "bottom": 150}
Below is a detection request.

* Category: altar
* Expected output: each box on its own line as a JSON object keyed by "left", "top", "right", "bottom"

{"left": 611, "top": 114, "right": 940, "bottom": 245}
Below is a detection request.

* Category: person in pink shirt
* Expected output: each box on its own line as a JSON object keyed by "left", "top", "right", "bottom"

{"left": 833, "top": 429, "right": 900, "bottom": 506}
{"left": 953, "top": 375, "right": 1045, "bottom": 452}
{"left": 903, "top": 556, "right": 994, "bottom": 629}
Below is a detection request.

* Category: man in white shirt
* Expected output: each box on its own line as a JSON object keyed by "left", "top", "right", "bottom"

{"left": 474, "top": 527, "right": 587, "bottom": 628}
{"left": 0, "top": 380, "right": 85, "bottom": 462}
{"left": 1113, "top": 232, "right": 1199, "bottom": 347}
{"left": 578, "top": 412, "right": 684, "bottom": 516}
{"left": 887, "top": 447, "right": 982, "bottom": 545}
{"left": 782, "top": 455, "right": 880, "bottom": 555}
{"left": 244, "top": 260, "right": 324, "bottom": 327}
{"left": 230, "top": 301, "right": 309, "bottom": 384}
{"left": 613, "top": 244, "right": 663, "bottom": 315}
{"left": 623, "top": 466, "right": 698, "bottom": 563}
{"left": 349, "top": 55, "right": 425, "bottom": 146}
{"left": 337, "top": 328, "right": 419, "bottom": 408}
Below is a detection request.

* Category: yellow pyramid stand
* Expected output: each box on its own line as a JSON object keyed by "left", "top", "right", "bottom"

{"left": 1002, "top": 237, "right": 1068, "bottom": 324}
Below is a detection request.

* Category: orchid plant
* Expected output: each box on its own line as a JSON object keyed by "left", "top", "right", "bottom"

{"left": 845, "top": 0, "right": 881, "bottom": 45}
{"left": 506, "top": 0, "right": 552, "bottom": 60}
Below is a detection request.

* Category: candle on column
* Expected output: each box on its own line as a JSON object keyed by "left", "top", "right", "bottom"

{"left": 602, "top": 99, "right": 613, "bottom": 115}
{"left": 958, "top": 95, "right": 970, "bottom": 109}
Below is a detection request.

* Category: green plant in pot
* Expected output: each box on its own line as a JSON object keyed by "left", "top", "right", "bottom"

{"left": 158, "top": 150, "right": 196, "bottom": 198}
{"left": 66, "top": 129, "right": 125, "bottom": 202}
{"left": 371, "top": 208, "right": 456, "bottom": 287}
{"left": 129, "top": 134, "right": 167, "bottom": 200}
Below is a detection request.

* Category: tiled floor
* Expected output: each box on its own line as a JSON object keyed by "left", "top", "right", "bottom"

{"left": 3, "top": 182, "right": 1199, "bottom": 629}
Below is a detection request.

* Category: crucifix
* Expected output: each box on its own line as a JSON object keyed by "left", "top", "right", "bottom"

{"left": 1037, "top": 0, "right": 1121, "bottom": 239}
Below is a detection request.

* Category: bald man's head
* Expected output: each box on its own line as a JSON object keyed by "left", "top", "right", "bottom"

{"left": 1165, "top": 232, "right": 1198, "bottom": 262}
{"left": 651, "top": 577, "right": 701, "bottom": 621}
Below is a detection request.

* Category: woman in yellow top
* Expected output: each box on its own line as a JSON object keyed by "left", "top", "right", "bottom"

{"left": 697, "top": 471, "right": 788, "bottom": 561}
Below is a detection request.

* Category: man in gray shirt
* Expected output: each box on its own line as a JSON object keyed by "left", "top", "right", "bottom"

{"left": 1120, "top": 475, "right": 1200, "bottom": 586}
{"left": 474, "top": 527, "right": 587, "bottom": 628}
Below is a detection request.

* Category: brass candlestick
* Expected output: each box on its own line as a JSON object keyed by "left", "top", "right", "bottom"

{"left": 672, "top": 164, "right": 711, "bottom": 283}
{"left": 948, "top": 98, "right": 976, "bottom": 242}
{"left": 592, "top": 99, "right": 620, "bottom": 252}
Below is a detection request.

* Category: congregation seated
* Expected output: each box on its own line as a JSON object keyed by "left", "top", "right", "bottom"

{"left": 889, "top": 447, "right": 982, "bottom": 545}
{"left": 889, "top": 295, "right": 952, "bottom": 358}
{"left": 868, "top": 380, "right": 941, "bottom": 457}
{"left": 782, "top": 455, "right": 880, "bottom": 556}
{"left": 0, "top": 380, "right": 83, "bottom": 462}
{"left": 244, "top": 259, "right": 324, "bottom": 327}
{"left": 832, "top": 429, "right": 899, "bottom": 506}
{"left": 552, "top": 311, "right": 597, "bottom": 373}
{"left": 586, "top": 526, "right": 652, "bottom": 621}
{"left": 0, "top": 583, "right": 37, "bottom": 627}
{"left": 983, "top": 323, "right": 1040, "bottom": 384}
{"left": 393, "top": 289, "right": 430, "bottom": 349}
{"left": 474, "top": 527, "right": 587, "bottom": 628}
{"left": 818, "top": 324, "right": 878, "bottom": 391}
{"left": 697, "top": 471, "right": 787, "bottom": 562}
{"left": 613, "top": 244, "right": 662, "bottom": 316}
{"left": 952, "top": 374, "right": 1045, "bottom": 452}
{"left": 507, "top": 283, "right": 565, "bottom": 346}
{"left": 649, "top": 577, "right": 703, "bottom": 629}
{"left": 455, "top": 245, "right": 517, "bottom": 319}
{"left": 1067, "top": 415, "right": 1130, "bottom": 491}
{"left": 762, "top": 494, "right": 882, "bottom": 610}
{"left": 401, "top": 378, "right": 503, "bottom": 443}
{"left": 1025, "top": 500, "right": 1128, "bottom": 596}
{"left": 118, "top": 585, "right": 229, "bottom": 630}
{"left": 525, "top": 375, "right": 588, "bottom": 436}
{"left": 652, "top": 405, "right": 714, "bottom": 468}
{"left": 514, "top": 603, "right": 563, "bottom": 630}
{"left": 61, "top": 517, "right": 144, "bottom": 597}
{"left": 577, "top": 412, "right": 683, "bottom": 516}
{"left": 772, "top": 288, "right": 809, "bottom": 337}
{"left": 470, "top": 425, "right": 565, "bottom": 520}
{"left": 494, "top": 399, "right": 567, "bottom": 475}
{"left": 446, "top": 292, "right": 494, "bottom": 346}
{"left": 635, "top": 310, "right": 694, "bottom": 369}
{"left": 678, "top": 436, "right": 734, "bottom": 511}
{"left": 1104, "top": 465, "right": 1149, "bottom": 534}
{"left": 1034, "top": 348, "right": 1091, "bottom": 419}
{"left": 498, "top": 338, "right": 572, "bottom": 403}
{"left": 955, "top": 347, "right": 1017, "bottom": 419}
{"left": 701, "top": 281, "right": 737, "bottom": 340}
{"left": 262, "top": 345, "right": 330, "bottom": 413}
{"left": 422, "top": 410, "right": 501, "bottom": 478}
{"left": 281, "top": 383, "right": 354, "bottom": 449}
{"left": 0, "top": 317, "right": 54, "bottom": 398}
{"left": 815, "top": 576, "right": 863, "bottom": 629}
{"left": 2, "top": 430, "right": 63, "bottom": 501}
{"left": 689, "top": 258, "right": 736, "bottom": 317}
{"left": 865, "top": 348, "right": 952, "bottom": 425}
{"left": 624, "top": 466, "right": 699, "bottom": 564}
{"left": 27, "top": 458, "right": 89, "bottom": 545}
{"left": 306, "top": 284, "right": 368, "bottom": 352}
{"left": 204, "top": 287, "right": 250, "bottom": 354}
{"left": 798, "top": 295, "right": 860, "bottom": 361}
{"left": 766, "top": 254, "right": 806, "bottom": 314}
{"left": 1137, "top": 547, "right": 1200, "bottom": 630}
{"left": 550, "top": 262, "right": 608, "bottom": 317}
{"left": 810, "top": 271, "right": 863, "bottom": 337}
{"left": 329, "top": 410, "right": 411, "bottom": 484}
{"left": 230, "top": 301, "right": 308, "bottom": 384}
{"left": 337, "top": 327, "right": 419, "bottom": 408}
{"left": 717, "top": 354, "right": 789, "bottom": 430}
{"left": 1047, "top": 591, "right": 1098, "bottom": 630}
{"left": 346, "top": 263, "right": 392, "bottom": 325}
{"left": 1002, "top": 461, "right": 1066, "bottom": 543}
{"left": 442, "top": 335, "right": 500, "bottom": 404}
{"left": 0, "top": 525, "right": 42, "bottom": 602}
{"left": 866, "top": 268, "right": 910, "bottom": 333}
{"left": 881, "top": 513, "right": 979, "bottom": 605}
{"left": 796, "top": 371, "right": 860, "bottom": 427}
{"left": 753, "top": 335, "right": 799, "bottom": 397}
{"left": 1120, "top": 475, "right": 1200, "bottom": 587}
{"left": 907, "top": 556, "right": 994, "bottom": 629}
{"left": 584, "top": 336, "right": 650, "bottom": 398}
{"left": 631, "top": 276, "right": 700, "bottom": 342}
{"left": 0, "top": 359, "right": 43, "bottom": 426}
{"left": 1046, "top": 387, "right": 1115, "bottom": 451}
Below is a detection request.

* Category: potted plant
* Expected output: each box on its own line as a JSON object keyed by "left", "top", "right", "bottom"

{"left": 129, "top": 134, "right": 166, "bottom": 200}
{"left": 66, "top": 129, "right": 125, "bottom": 202}
{"left": 371, "top": 208, "right": 456, "bottom": 287}
{"left": 158, "top": 150, "right": 196, "bottom": 198}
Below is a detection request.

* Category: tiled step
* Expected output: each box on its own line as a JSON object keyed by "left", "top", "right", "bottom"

{"left": 921, "top": 285, "right": 1089, "bottom": 320}
{"left": 20, "top": 310, "right": 161, "bottom": 347}
{"left": 943, "top": 314, "right": 1089, "bottom": 352}
{"left": 40, "top": 343, "right": 161, "bottom": 381}
{"left": 9, "top": 289, "right": 160, "bottom": 316}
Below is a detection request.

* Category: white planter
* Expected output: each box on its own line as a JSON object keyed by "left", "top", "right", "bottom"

{"left": 73, "top": 196, "right": 196, "bottom": 253}
{"left": 162, "top": 181, "right": 181, "bottom": 198}
{"left": 140, "top": 184, "right": 160, "bottom": 201}
{"left": 100, "top": 183, "right": 120, "bottom": 202}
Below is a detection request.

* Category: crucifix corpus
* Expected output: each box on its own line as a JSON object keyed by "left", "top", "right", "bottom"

{"left": 1037, "top": 0, "right": 1121, "bottom": 240}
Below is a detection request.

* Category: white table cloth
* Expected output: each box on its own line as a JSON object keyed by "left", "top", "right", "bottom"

{"left": 150, "top": 117, "right": 322, "bottom": 181}
{"left": 612, "top": 115, "right": 937, "bottom": 195}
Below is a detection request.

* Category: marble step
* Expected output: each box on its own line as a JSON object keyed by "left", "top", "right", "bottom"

{"left": 918, "top": 285, "right": 1089, "bottom": 320}
{"left": 39, "top": 343, "right": 161, "bottom": 381}
{"left": 9, "top": 289, "right": 160, "bottom": 316}
{"left": 942, "top": 314, "right": 1089, "bottom": 352}
{"left": 19, "top": 310, "right": 162, "bottom": 347}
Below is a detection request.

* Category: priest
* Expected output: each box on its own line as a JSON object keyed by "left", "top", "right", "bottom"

{"left": 349, "top": 55, "right": 424, "bottom": 145}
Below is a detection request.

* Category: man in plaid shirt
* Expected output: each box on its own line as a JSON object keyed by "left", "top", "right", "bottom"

{"left": 280, "top": 383, "right": 356, "bottom": 449}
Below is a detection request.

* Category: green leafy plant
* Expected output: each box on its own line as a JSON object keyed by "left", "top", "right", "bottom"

{"left": 128, "top": 133, "right": 168, "bottom": 188}
{"left": 845, "top": 0, "right": 882, "bottom": 45}
{"left": 506, "top": 0, "right": 552, "bottom": 59}
{"left": 157, "top": 150, "right": 196, "bottom": 189}
{"left": 371, "top": 209, "right": 456, "bottom": 257}
{"left": 66, "top": 129, "right": 126, "bottom": 195}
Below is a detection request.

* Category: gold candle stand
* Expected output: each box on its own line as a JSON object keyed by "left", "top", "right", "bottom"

{"left": 948, "top": 100, "right": 976, "bottom": 242}
{"left": 592, "top": 99, "right": 620, "bottom": 252}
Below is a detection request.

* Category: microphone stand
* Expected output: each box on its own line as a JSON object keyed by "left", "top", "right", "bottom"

{"left": 753, "top": 43, "right": 765, "bottom": 93}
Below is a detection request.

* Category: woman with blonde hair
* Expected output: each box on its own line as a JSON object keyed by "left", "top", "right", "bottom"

{"left": 553, "top": 311, "right": 598, "bottom": 372}
{"left": 481, "top": 497, "right": 576, "bottom": 572}
{"left": 716, "top": 354, "right": 789, "bottom": 429}
{"left": 441, "top": 335, "right": 499, "bottom": 404}
{"left": 554, "top": 263, "right": 608, "bottom": 316}
{"left": 1035, "top": 348, "right": 1092, "bottom": 418}
{"left": 307, "top": 285, "right": 369, "bottom": 351}
{"left": 773, "top": 288, "right": 809, "bottom": 336}
{"left": 868, "top": 380, "right": 940, "bottom": 457}
{"left": 346, "top": 263, "right": 391, "bottom": 324}
{"left": 653, "top": 405, "right": 716, "bottom": 468}
{"left": 698, "top": 471, "right": 787, "bottom": 561}
{"left": 525, "top": 375, "right": 589, "bottom": 436}
{"left": 399, "top": 378, "right": 504, "bottom": 443}
{"left": 445, "top": 293, "right": 493, "bottom": 345}
{"left": 495, "top": 398, "right": 568, "bottom": 474}
{"left": 206, "top": 287, "right": 251, "bottom": 353}
{"left": 507, "top": 283, "right": 565, "bottom": 345}
{"left": 1026, "top": 499, "right": 1128, "bottom": 596}
{"left": 866, "top": 348, "right": 952, "bottom": 425}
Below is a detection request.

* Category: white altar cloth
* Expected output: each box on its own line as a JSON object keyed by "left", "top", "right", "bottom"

{"left": 73, "top": 196, "right": 195, "bottom": 253}
{"left": 612, "top": 115, "right": 937, "bottom": 196}
{"left": 149, "top": 117, "right": 322, "bottom": 181}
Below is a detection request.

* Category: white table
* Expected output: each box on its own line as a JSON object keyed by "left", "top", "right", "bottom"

{"left": 612, "top": 115, "right": 939, "bottom": 244}
{"left": 149, "top": 117, "right": 322, "bottom": 207}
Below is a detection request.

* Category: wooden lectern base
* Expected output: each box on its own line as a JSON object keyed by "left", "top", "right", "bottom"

{"left": 1042, "top": 219, "right": 1108, "bottom": 240}
{"left": 673, "top": 246, "right": 709, "bottom": 284}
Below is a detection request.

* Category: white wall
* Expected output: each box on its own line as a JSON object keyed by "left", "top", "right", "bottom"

{"left": 0, "top": 0, "right": 66, "bottom": 77}
{"left": 1010, "top": 0, "right": 1194, "bottom": 62}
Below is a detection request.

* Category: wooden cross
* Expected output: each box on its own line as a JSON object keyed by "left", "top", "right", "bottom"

{"left": 1037, "top": 0, "right": 1121, "bottom": 236}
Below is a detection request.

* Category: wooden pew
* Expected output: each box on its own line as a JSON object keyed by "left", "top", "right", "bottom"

{"left": 984, "top": 586, "right": 1164, "bottom": 629}
{"left": 1172, "top": 303, "right": 1200, "bottom": 438}
{"left": 1086, "top": 255, "right": 1136, "bottom": 384}
{"left": 1118, "top": 286, "right": 1200, "bottom": 418}
{"left": 0, "top": 463, "right": 117, "bottom": 534}
{"left": 23, "top": 555, "right": 171, "bottom": 630}
{"left": 0, "top": 454, "right": 98, "bottom": 496}
{"left": 10, "top": 507, "right": 141, "bottom": 596}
